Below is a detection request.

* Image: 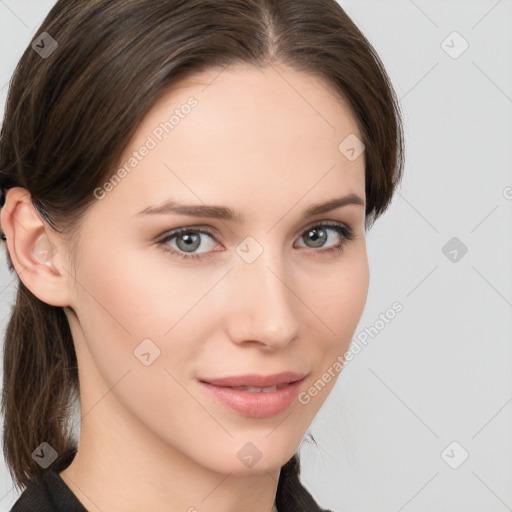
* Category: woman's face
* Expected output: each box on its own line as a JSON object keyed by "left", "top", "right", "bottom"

{"left": 63, "top": 63, "right": 369, "bottom": 475}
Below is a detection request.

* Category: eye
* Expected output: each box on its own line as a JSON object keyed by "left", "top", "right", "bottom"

{"left": 295, "top": 222, "right": 354, "bottom": 257}
{"left": 157, "top": 221, "right": 354, "bottom": 261}
{"left": 158, "top": 227, "right": 218, "bottom": 261}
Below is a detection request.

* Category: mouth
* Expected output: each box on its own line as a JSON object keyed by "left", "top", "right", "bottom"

{"left": 199, "top": 371, "right": 307, "bottom": 389}
{"left": 197, "top": 372, "right": 308, "bottom": 418}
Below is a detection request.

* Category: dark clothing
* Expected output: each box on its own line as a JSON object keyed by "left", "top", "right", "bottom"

{"left": 10, "top": 446, "right": 87, "bottom": 511}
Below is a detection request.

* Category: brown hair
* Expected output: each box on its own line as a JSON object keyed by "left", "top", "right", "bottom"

{"left": 0, "top": 0, "right": 404, "bottom": 509}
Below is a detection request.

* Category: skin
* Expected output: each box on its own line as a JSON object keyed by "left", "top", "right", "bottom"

{"left": 2, "top": 62, "right": 369, "bottom": 512}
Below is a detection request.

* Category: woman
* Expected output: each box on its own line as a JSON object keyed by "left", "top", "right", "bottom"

{"left": 0, "top": 0, "right": 404, "bottom": 510}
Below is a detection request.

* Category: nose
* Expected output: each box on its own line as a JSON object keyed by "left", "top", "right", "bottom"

{"left": 224, "top": 250, "right": 301, "bottom": 351}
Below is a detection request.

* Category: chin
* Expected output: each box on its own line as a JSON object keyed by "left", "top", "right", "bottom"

{"left": 195, "top": 436, "right": 300, "bottom": 476}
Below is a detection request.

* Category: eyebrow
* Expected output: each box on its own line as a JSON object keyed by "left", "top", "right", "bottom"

{"left": 136, "top": 193, "right": 365, "bottom": 222}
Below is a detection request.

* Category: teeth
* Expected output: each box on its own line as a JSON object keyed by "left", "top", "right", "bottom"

{"left": 232, "top": 385, "right": 278, "bottom": 392}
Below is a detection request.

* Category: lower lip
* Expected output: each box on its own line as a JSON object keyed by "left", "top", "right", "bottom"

{"left": 198, "top": 378, "right": 305, "bottom": 418}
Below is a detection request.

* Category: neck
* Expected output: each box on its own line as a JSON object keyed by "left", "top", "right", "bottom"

{"left": 60, "top": 416, "right": 281, "bottom": 512}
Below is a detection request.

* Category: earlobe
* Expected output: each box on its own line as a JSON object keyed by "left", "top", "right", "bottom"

{"left": 0, "top": 187, "right": 73, "bottom": 308}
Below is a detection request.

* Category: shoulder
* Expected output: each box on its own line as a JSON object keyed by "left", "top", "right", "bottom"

{"left": 10, "top": 446, "right": 87, "bottom": 512}
{"left": 9, "top": 472, "right": 49, "bottom": 512}
{"left": 10, "top": 469, "right": 86, "bottom": 512}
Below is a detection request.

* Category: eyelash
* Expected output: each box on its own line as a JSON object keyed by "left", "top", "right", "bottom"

{"left": 157, "top": 221, "right": 355, "bottom": 261}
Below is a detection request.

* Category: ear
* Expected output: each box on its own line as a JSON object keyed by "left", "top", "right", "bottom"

{"left": 0, "top": 187, "right": 74, "bottom": 308}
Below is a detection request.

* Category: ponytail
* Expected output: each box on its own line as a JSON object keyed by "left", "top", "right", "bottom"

{"left": 1, "top": 276, "right": 79, "bottom": 492}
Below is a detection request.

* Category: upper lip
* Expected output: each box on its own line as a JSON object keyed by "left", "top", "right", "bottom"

{"left": 200, "top": 371, "right": 307, "bottom": 388}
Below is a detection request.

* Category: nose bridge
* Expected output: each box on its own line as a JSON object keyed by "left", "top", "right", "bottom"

{"left": 226, "top": 238, "right": 300, "bottom": 346}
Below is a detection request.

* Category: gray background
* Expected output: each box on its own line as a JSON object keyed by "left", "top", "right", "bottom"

{"left": 0, "top": 0, "right": 511, "bottom": 511}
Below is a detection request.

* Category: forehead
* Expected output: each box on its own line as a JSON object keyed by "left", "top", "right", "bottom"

{"left": 93, "top": 63, "right": 365, "bottom": 222}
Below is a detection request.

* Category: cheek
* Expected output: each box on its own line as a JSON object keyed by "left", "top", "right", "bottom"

{"left": 74, "top": 241, "right": 184, "bottom": 333}
{"left": 296, "top": 250, "right": 369, "bottom": 397}
{"left": 331, "top": 259, "right": 369, "bottom": 340}
{"left": 72, "top": 245, "right": 212, "bottom": 376}
{"left": 290, "top": 254, "right": 369, "bottom": 412}
{"left": 70, "top": 248, "right": 211, "bottom": 433}
{"left": 303, "top": 250, "right": 369, "bottom": 342}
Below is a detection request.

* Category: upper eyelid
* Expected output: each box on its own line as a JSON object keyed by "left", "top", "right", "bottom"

{"left": 159, "top": 220, "right": 351, "bottom": 240}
